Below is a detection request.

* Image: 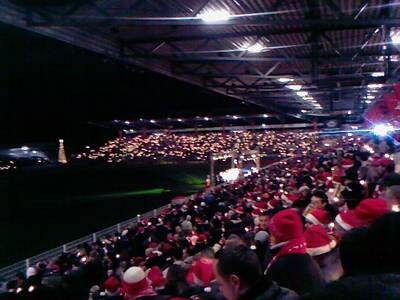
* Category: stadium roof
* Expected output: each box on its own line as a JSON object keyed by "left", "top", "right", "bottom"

{"left": 2, "top": 0, "right": 400, "bottom": 120}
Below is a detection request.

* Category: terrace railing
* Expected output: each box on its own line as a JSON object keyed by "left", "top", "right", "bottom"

{"left": 0, "top": 157, "right": 291, "bottom": 282}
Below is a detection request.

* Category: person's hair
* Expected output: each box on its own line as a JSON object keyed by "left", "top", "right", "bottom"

{"left": 386, "top": 185, "right": 400, "bottom": 201}
{"left": 312, "top": 190, "right": 328, "bottom": 202}
{"left": 216, "top": 244, "right": 261, "bottom": 287}
{"left": 339, "top": 226, "right": 370, "bottom": 277}
{"left": 368, "top": 212, "right": 400, "bottom": 274}
{"left": 313, "top": 190, "right": 338, "bottom": 219}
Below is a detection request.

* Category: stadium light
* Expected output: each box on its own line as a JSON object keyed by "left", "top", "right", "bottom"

{"left": 278, "top": 77, "right": 293, "bottom": 83}
{"left": 391, "top": 28, "right": 400, "bottom": 44}
{"left": 371, "top": 71, "right": 384, "bottom": 77}
{"left": 287, "top": 84, "right": 302, "bottom": 91}
{"left": 372, "top": 124, "right": 394, "bottom": 136}
{"left": 368, "top": 84, "right": 383, "bottom": 89}
{"left": 199, "top": 10, "right": 231, "bottom": 22}
{"left": 296, "top": 91, "right": 308, "bottom": 97}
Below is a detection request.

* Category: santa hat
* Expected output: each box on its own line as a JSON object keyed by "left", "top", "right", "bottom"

{"left": 281, "top": 193, "right": 300, "bottom": 207}
{"left": 147, "top": 265, "right": 165, "bottom": 289}
{"left": 304, "top": 224, "right": 336, "bottom": 256}
{"left": 335, "top": 198, "right": 389, "bottom": 231}
{"left": 341, "top": 158, "right": 354, "bottom": 169}
{"left": 335, "top": 210, "right": 361, "bottom": 231}
{"left": 234, "top": 206, "right": 244, "bottom": 214}
{"left": 26, "top": 267, "right": 37, "bottom": 278}
{"left": 269, "top": 209, "right": 304, "bottom": 243}
{"left": 372, "top": 157, "right": 393, "bottom": 167}
{"left": 103, "top": 276, "right": 121, "bottom": 293}
{"left": 305, "top": 209, "right": 331, "bottom": 225}
{"left": 354, "top": 198, "right": 389, "bottom": 225}
{"left": 267, "top": 198, "right": 279, "bottom": 209}
{"left": 254, "top": 201, "right": 268, "bottom": 210}
{"left": 122, "top": 267, "right": 156, "bottom": 298}
{"left": 252, "top": 208, "right": 262, "bottom": 217}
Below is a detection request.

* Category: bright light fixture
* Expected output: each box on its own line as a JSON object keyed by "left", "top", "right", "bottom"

{"left": 287, "top": 84, "right": 302, "bottom": 91}
{"left": 366, "top": 100, "right": 372, "bottom": 104}
{"left": 278, "top": 77, "right": 293, "bottom": 83}
{"left": 199, "top": 10, "right": 231, "bottom": 22}
{"left": 301, "top": 109, "right": 307, "bottom": 113}
{"left": 366, "top": 95, "right": 374, "bottom": 99}
{"left": 233, "top": 115, "right": 239, "bottom": 119}
{"left": 371, "top": 71, "right": 384, "bottom": 77}
{"left": 368, "top": 84, "right": 383, "bottom": 89}
{"left": 296, "top": 91, "right": 309, "bottom": 97}
{"left": 246, "top": 43, "right": 266, "bottom": 53}
{"left": 391, "top": 28, "right": 400, "bottom": 44}
{"left": 372, "top": 123, "right": 394, "bottom": 136}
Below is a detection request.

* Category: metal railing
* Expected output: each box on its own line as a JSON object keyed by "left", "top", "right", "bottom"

{"left": 0, "top": 157, "right": 292, "bottom": 282}
{"left": 0, "top": 202, "right": 177, "bottom": 282}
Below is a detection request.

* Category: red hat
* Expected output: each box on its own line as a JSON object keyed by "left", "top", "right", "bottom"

{"left": 269, "top": 209, "right": 304, "bottom": 243}
{"left": 268, "top": 198, "right": 279, "bottom": 209}
{"left": 335, "top": 198, "right": 388, "bottom": 231}
{"left": 342, "top": 158, "right": 354, "bottom": 169}
{"left": 122, "top": 267, "right": 156, "bottom": 298}
{"left": 335, "top": 210, "right": 362, "bottom": 231}
{"left": 305, "top": 209, "right": 331, "bottom": 225}
{"left": 372, "top": 157, "right": 393, "bottom": 167}
{"left": 138, "top": 226, "right": 145, "bottom": 233}
{"left": 147, "top": 265, "right": 165, "bottom": 288}
{"left": 281, "top": 193, "right": 300, "bottom": 207}
{"left": 104, "top": 276, "right": 121, "bottom": 293}
{"left": 354, "top": 198, "right": 389, "bottom": 225}
{"left": 252, "top": 208, "right": 262, "bottom": 216}
{"left": 254, "top": 201, "right": 268, "bottom": 209}
{"left": 234, "top": 206, "right": 244, "bottom": 214}
{"left": 148, "top": 242, "right": 158, "bottom": 249}
{"left": 304, "top": 224, "right": 336, "bottom": 256}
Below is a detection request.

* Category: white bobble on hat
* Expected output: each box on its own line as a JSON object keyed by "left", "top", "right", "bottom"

{"left": 123, "top": 266, "right": 146, "bottom": 283}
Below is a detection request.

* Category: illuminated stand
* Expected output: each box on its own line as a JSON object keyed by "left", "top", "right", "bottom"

{"left": 209, "top": 149, "right": 260, "bottom": 186}
{"left": 58, "top": 139, "right": 68, "bottom": 164}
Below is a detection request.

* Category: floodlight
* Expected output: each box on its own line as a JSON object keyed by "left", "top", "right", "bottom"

{"left": 199, "top": 10, "right": 231, "bottom": 22}
{"left": 247, "top": 43, "right": 265, "bottom": 53}
{"left": 371, "top": 71, "right": 384, "bottom": 77}
{"left": 372, "top": 124, "right": 394, "bottom": 136}
{"left": 287, "top": 84, "right": 302, "bottom": 91}
{"left": 296, "top": 91, "right": 308, "bottom": 97}
{"left": 278, "top": 77, "right": 293, "bottom": 83}
{"left": 391, "top": 28, "right": 400, "bottom": 44}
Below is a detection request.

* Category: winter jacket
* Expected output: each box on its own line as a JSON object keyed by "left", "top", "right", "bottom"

{"left": 266, "top": 253, "right": 325, "bottom": 295}
{"left": 301, "top": 273, "right": 400, "bottom": 300}
{"left": 238, "top": 276, "right": 298, "bottom": 300}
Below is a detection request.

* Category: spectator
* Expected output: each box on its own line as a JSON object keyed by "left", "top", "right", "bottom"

{"left": 266, "top": 209, "right": 324, "bottom": 295}
{"left": 214, "top": 243, "right": 298, "bottom": 300}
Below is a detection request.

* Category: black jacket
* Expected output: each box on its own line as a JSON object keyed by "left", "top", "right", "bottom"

{"left": 266, "top": 253, "right": 325, "bottom": 295}
{"left": 238, "top": 276, "right": 298, "bottom": 300}
{"left": 301, "top": 273, "right": 400, "bottom": 300}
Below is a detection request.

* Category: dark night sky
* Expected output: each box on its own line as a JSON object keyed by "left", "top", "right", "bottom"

{"left": 0, "top": 22, "right": 261, "bottom": 148}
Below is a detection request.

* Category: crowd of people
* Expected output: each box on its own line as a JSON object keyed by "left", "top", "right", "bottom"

{"left": 76, "top": 131, "right": 319, "bottom": 162}
{"left": 3, "top": 130, "right": 400, "bottom": 300}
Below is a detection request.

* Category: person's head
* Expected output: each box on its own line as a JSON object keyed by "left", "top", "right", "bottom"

{"left": 368, "top": 212, "right": 400, "bottom": 274}
{"left": 310, "top": 190, "right": 328, "bottom": 210}
{"left": 257, "top": 212, "right": 270, "bottom": 230}
{"left": 269, "top": 209, "right": 303, "bottom": 246}
{"left": 384, "top": 185, "right": 400, "bottom": 208}
{"left": 339, "top": 226, "right": 370, "bottom": 276}
{"left": 214, "top": 244, "right": 262, "bottom": 300}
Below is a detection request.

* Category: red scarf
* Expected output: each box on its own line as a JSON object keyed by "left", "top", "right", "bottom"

{"left": 265, "top": 237, "right": 307, "bottom": 273}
